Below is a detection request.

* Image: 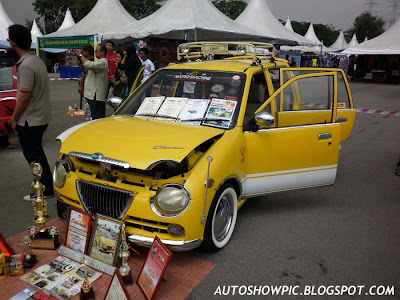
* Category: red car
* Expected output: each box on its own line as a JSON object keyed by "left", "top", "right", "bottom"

{"left": 0, "top": 66, "right": 17, "bottom": 138}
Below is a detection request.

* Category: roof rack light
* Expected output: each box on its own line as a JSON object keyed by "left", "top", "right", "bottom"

{"left": 177, "top": 42, "right": 276, "bottom": 63}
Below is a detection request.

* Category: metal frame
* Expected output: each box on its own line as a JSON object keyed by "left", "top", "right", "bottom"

{"left": 177, "top": 42, "right": 276, "bottom": 63}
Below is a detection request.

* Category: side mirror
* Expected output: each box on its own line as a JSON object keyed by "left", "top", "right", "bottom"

{"left": 106, "top": 96, "right": 123, "bottom": 109}
{"left": 254, "top": 111, "right": 275, "bottom": 127}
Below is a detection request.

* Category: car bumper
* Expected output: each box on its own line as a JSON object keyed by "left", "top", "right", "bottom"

{"left": 127, "top": 234, "right": 202, "bottom": 251}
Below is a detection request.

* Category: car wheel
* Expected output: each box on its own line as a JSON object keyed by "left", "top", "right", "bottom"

{"left": 202, "top": 184, "right": 238, "bottom": 251}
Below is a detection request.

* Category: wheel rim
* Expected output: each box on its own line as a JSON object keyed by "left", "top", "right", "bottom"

{"left": 213, "top": 193, "right": 234, "bottom": 242}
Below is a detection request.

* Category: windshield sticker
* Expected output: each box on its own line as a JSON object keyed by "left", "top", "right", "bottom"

{"left": 230, "top": 80, "right": 241, "bottom": 87}
{"left": 224, "top": 96, "right": 238, "bottom": 101}
{"left": 227, "top": 87, "right": 238, "bottom": 95}
{"left": 135, "top": 96, "right": 165, "bottom": 117}
{"left": 178, "top": 99, "right": 210, "bottom": 125}
{"left": 154, "top": 97, "right": 187, "bottom": 121}
{"left": 173, "top": 74, "right": 212, "bottom": 82}
{"left": 203, "top": 99, "right": 237, "bottom": 129}
{"left": 232, "top": 75, "right": 241, "bottom": 81}
{"left": 211, "top": 84, "right": 224, "bottom": 93}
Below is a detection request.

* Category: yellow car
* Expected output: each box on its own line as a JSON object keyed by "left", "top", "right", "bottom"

{"left": 95, "top": 228, "right": 116, "bottom": 253}
{"left": 54, "top": 42, "right": 355, "bottom": 251}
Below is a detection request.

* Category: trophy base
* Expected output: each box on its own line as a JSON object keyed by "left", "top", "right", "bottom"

{"left": 31, "top": 231, "right": 59, "bottom": 249}
{"left": 121, "top": 270, "right": 134, "bottom": 286}
{"left": 24, "top": 254, "right": 38, "bottom": 269}
{"left": 80, "top": 288, "right": 95, "bottom": 300}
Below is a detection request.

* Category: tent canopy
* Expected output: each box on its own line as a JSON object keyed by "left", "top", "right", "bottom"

{"left": 348, "top": 33, "right": 358, "bottom": 48}
{"left": 285, "top": 17, "right": 294, "bottom": 32}
{"left": 31, "top": 20, "right": 43, "bottom": 42}
{"left": 235, "top": 0, "right": 315, "bottom": 46}
{"left": 330, "top": 31, "right": 348, "bottom": 50}
{"left": 0, "top": 2, "right": 14, "bottom": 41}
{"left": 343, "top": 18, "right": 400, "bottom": 55}
{"left": 103, "top": 0, "right": 273, "bottom": 42}
{"left": 57, "top": 8, "right": 75, "bottom": 32}
{"left": 45, "top": 0, "right": 136, "bottom": 37}
{"left": 304, "top": 23, "right": 321, "bottom": 44}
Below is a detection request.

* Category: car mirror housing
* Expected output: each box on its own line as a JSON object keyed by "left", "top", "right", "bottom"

{"left": 255, "top": 111, "right": 275, "bottom": 127}
{"left": 106, "top": 96, "right": 123, "bottom": 109}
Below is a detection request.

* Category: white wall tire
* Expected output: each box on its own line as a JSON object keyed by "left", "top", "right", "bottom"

{"left": 202, "top": 184, "right": 238, "bottom": 251}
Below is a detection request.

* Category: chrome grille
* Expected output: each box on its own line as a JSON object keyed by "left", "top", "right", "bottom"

{"left": 76, "top": 180, "right": 134, "bottom": 219}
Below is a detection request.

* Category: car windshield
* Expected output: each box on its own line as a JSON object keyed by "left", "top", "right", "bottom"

{"left": 116, "top": 69, "right": 246, "bottom": 130}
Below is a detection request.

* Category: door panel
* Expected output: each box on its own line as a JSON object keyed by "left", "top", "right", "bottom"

{"left": 244, "top": 71, "right": 343, "bottom": 196}
{"left": 243, "top": 123, "right": 341, "bottom": 196}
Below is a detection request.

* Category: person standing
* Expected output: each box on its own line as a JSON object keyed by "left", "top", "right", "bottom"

{"left": 74, "top": 44, "right": 108, "bottom": 119}
{"left": 8, "top": 24, "right": 53, "bottom": 201}
{"left": 139, "top": 48, "right": 155, "bottom": 83}
{"left": 120, "top": 43, "right": 142, "bottom": 97}
{"left": 77, "top": 45, "right": 94, "bottom": 97}
{"left": 105, "top": 40, "right": 116, "bottom": 91}
{"left": 109, "top": 51, "right": 128, "bottom": 99}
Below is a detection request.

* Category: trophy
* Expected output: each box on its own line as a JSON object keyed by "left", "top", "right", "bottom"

{"left": 118, "top": 224, "right": 133, "bottom": 286}
{"left": 80, "top": 257, "right": 95, "bottom": 300}
{"left": 21, "top": 236, "right": 37, "bottom": 268}
{"left": 28, "top": 162, "right": 59, "bottom": 249}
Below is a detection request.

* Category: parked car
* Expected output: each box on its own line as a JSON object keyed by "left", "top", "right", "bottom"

{"left": 54, "top": 42, "right": 355, "bottom": 251}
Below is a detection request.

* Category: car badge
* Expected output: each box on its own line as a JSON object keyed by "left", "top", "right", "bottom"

{"left": 91, "top": 153, "right": 102, "bottom": 160}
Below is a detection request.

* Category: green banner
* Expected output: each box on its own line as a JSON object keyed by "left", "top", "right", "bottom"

{"left": 38, "top": 35, "right": 95, "bottom": 49}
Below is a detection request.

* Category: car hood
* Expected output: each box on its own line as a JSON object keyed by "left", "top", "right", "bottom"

{"left": 58, "top": 116, "right": 224, "bottom": 170}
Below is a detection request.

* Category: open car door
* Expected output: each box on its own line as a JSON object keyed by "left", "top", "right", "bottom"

{"left": 243, "top": 70, "right": 354, "bottom": 197}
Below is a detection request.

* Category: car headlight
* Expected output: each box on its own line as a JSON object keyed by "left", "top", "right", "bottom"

{"left": 152, "top": 185, "right": 190, "bottom": 216}
{"left": 53, "top": 158, "right": 74, "bottom": 188}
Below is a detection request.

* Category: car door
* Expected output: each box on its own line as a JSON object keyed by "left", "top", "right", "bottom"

{"left": 281, "top": 68, "right": 355, "bottom": 141}
{"left": 243, "top": 71, "right": 343, "bottom": 197}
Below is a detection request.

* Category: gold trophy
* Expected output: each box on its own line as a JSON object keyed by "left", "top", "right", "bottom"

{"left": 21, "top": 236, "right": 37, "bottom": 268}
{"left": 28, "top": 162, "right": 59, "bottom": 249}
{"left": 80, "top": 257, "right": 95, "bottom": 300}
{"left": 119, "top": 224, "right": 133, "bottom": 286}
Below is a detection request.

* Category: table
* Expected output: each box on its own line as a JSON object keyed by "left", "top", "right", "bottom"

{"left": 1, "top": 219, "right": 215, "bottom": 299}
{"left": 60, "top": 66, "right": 82, "bottom": 79}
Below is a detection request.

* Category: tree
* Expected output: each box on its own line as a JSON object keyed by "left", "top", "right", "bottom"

{"left": 348, "top": 12, "right": 385, "bottom": 41}
{"left": 33, "top": 0, "right": 160, "bottom": 34}
{"left": 212, "top": 0, "right": 247, "bottom": 20}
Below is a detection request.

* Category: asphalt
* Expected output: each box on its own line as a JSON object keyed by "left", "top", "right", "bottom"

{"left": 1, "top": 78, "right": 399, "bottom": 300}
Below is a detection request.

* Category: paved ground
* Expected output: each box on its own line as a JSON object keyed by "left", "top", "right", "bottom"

{"left": 1, "top": 79, "right": 399, "bottom": 299}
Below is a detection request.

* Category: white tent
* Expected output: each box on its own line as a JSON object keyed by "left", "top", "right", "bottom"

{"left": 103, "top": 0, "right": 271, "bottom": 41}
{"left": 285, "top": 17, "right": 294, "bottom": 32}
{"left": 348, "top": 33, "right": 359, "bottom": 48}
{"left": 57, "top": 8, "right": 75, "bottom": 32}
{"left": 45, "top": 0, "right": 136, "bottom": 37}
{"left": 235, "top": 0, "right": 315, "bottom": 45}
{"left": 31, "top": 19, "right": 43, "bottom": 43}
{"left": 304, "top": 23, "right": 321, "bottom": 44}
{"left": 0, "top": 2, "right": 14, "bottom": 41}
{"left": 343, "top": 18, "right": 400, "bottom": 55}
{"left": 330, "top": 31, "right": 349, "bottom": 50}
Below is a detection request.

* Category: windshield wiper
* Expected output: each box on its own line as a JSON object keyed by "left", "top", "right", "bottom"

{"left": 135, "top": 113, "right": 177, "bottom": 120}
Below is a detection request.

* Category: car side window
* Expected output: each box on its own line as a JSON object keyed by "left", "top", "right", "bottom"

{"left": 244, "top": 72, "right": 268, "bottom": 123}
{"left": 262, "top": 74, "right": 335, "bottom": 128}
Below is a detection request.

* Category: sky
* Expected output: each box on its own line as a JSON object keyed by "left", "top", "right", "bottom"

{"left": 1, "top": 0, "right": 395, "bottom": 32}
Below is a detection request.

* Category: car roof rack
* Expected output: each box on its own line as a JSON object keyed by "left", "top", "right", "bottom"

{"left": 177, "top": 42, "right": 276, "bottom": 64}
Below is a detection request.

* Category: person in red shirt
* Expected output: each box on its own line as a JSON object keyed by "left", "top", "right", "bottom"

{"left": 105, "top": 40, "right": 117, "bottom": 92}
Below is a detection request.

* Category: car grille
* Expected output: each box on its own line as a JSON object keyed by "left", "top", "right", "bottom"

{"left": 76, "top": 180, "right": 134, "bottom": 219}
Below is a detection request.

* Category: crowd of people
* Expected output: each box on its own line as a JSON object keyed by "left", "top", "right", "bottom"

{"left": 72, "top": 40, "right": 155, "bottom": 120}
